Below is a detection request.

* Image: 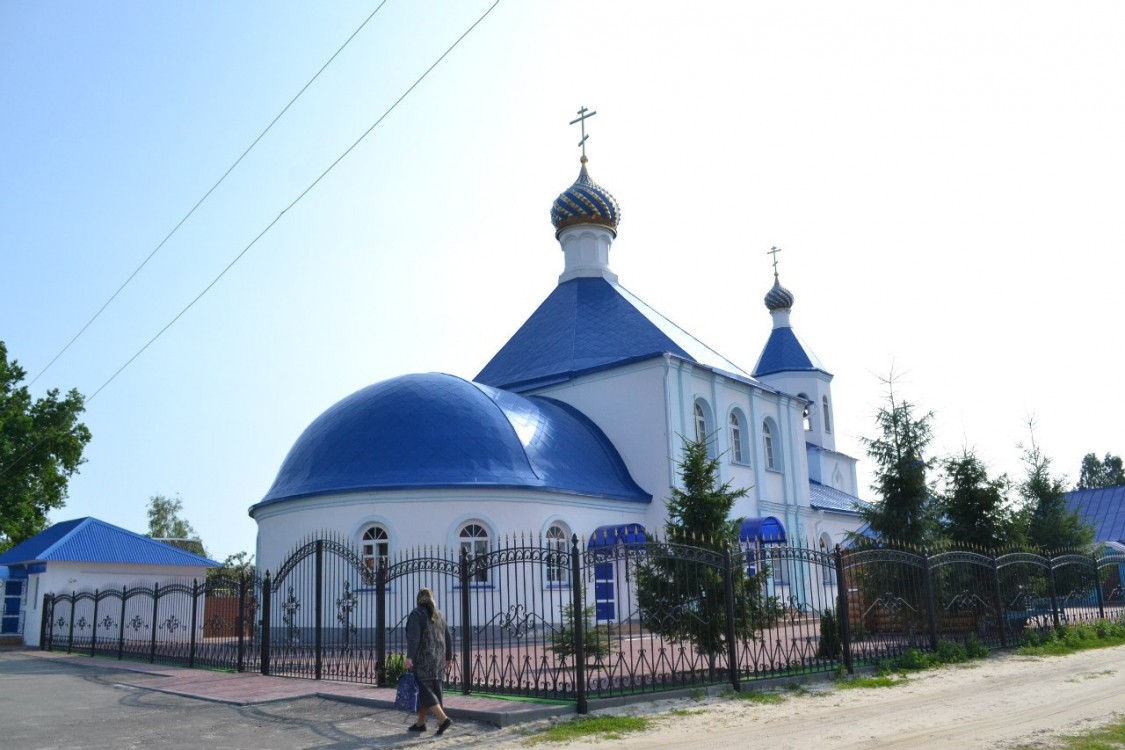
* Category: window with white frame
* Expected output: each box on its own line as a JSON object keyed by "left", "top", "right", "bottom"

{"left": 763, "top": 420, "right": 777, "bottom": 470}
{"left": 361, "top": 525, "right": 389, "bottom": 573}
{"left": 822, "top": 396, "right": 832, "bottom": 433}
{"left": 729, "top": 410, "right": 748, "bottom": 465}
{"left": 694, "top": 401, "right": 707, "bottom": 443}
{"left": 459, "top": 522, "right": 490, "bottom": 583}
{"left": 545, "top": 524, "right": 569, "bottom": 584}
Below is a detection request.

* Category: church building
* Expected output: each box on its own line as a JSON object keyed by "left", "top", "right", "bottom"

{"left": 249, "top": 125, "right": 866, "bottom": 574}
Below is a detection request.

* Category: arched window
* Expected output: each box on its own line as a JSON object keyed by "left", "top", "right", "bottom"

{"left": 763, "top": 420, "right": 777, "bottom": 470}
{"left": 459, "top": 522, "right": 490, "bottom": 583}
{"left": 729, "top": 410, "right": 748, "bottom": 465}
{"left": 798, "top": 393, "right": 812, "bottom": 432}
{"left": 361, "top": 525, "right": 389, "bottom": 573}
{"left": 694, "top": 402, "right": 707, "bottom": 443}
{"left": 822, "top": 396, "right": 832, "bottom": 433}
{"left": 545, "top": 524, "right": 569, "bottom": 584}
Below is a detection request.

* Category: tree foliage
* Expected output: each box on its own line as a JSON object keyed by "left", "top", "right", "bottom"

{"left": 1077, "top": 452, "right": 1125, "bottom": 490}
{"left": 0, "top": 341, "right": 91, "bottom": 551}
{"left": 634, "top": 436, "right": 774, "bottom": 661}
{"left": 857, "top": 374, "right": 939, "bottom": 547}
{"left": 938, "top": 450, "right": 1021, "bottom": 548}
{"left": 145, "top": 494, "right": 199, "bottom": 540}
{"left": 1019, "top": 426, "right": 1093, "bottom": 551}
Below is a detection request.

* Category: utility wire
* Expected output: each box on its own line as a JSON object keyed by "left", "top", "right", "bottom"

{"left": 2, "top": 0, "right": 501, "bottom": 481}
{"left": 29, "top": 0, "right": 391, "bottom": 387}
{"left": 88, "top": 0, "right": 500, "bottom": 403}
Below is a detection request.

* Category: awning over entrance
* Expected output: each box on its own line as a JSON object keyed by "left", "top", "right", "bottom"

{"left": 739, "top": 516, "right": 786, "bottom": 544}
{"left": 587, "top": 523, "right": 647, "bottom": 549}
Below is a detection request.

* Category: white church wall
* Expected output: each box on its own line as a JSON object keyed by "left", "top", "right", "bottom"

{"left": 253, "top": 488, "right": 649, "bottom": 578}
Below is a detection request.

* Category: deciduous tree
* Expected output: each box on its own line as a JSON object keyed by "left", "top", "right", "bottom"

{"left": 145, "top": 494, "right": 199, "bottom": 540}
{"left": 0, "top": 341, "right": 91, "bottom": 551}
{"left": 1076, "top": 452, "right": 1125, "bottom": 490}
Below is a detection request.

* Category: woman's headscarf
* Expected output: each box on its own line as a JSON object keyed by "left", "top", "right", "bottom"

{"left": 416, "top": 587, "right": 436, "bottom": 621}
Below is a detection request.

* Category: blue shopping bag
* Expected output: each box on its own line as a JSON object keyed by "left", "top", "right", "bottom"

{"left": 394, "top": 672, "right": 419, "bottom": 713}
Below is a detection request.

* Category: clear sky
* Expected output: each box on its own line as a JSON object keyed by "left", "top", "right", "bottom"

{"left": 2, "top": 1, "right": 1122, "bottom": 562}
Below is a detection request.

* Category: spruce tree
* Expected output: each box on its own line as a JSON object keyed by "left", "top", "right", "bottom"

{"left": 939, "top": 450, "right": 1020, "bottom": 549}
{"left": 856, "top": 374, "right": 938, "bottom": 547}
{"left": 1019, "top": 428, "right": 1093, "bottom": 551}
{"left": 634, "top": 436, "right": 773, "bottom": 667}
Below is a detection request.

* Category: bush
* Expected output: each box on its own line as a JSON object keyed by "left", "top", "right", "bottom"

{"left": 817, "top": 608, "right": 841, "bottom": 659}
{"left": 385, "top": 652, "right": 406, "bottom": 684}
{"left": 549, "top": 604, "right": 613, "bottom": 663}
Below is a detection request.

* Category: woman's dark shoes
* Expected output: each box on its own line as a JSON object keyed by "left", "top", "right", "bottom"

{"left": 436, "top": 718, "right": 453, "bottom": 736}
{"left": 408, "top": 723, "right": 427, "bottom": 732}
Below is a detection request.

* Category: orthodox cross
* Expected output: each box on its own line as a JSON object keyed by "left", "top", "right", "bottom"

{"left": 569, "top": 106, "right": 597, "bottom": 160}
{"left": 767, "top": 246, "right": 783, "bottom": 279}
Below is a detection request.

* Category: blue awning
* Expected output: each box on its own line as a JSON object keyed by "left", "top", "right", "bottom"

{"left": 739, "top": 516, "right": 786, "bottom": 544}
{"left": 587, "top": 524, "right": 647, "bottom": 549}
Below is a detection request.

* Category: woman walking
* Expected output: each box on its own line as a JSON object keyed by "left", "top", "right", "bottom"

{"left": 405, "top": 587, "right": 453, "bottom": 735}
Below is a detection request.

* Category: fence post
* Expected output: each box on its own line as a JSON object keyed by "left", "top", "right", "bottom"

{"left": 67, "top": 592, "right": 76, "bottom": 654}
{"left": 118, "top": 586, "right": 128, "bottom": 660}
{"left": 261, "top": 571, "right": 272, "bottom": 676}
{"left": 570, "top": 533, "right": 588, "bottom": 714}
{"left": 1091, "top": 554, "right": 1105, "bottom": 620}
{"left": 149, "top": 583, "right": 160, "bottom": 663}
{"left": 375, "top": 557, "right": 387, "bottom": 687}
{"left": 459, "top": 547, "right": 472, "bottom": 696}
{"left": 236, "top": 575, "right": 247, "bottom": 673}
{"left": 921, "top": 551, "right": 939, "bottom": 652}
{"left": 1047, "top": 560, "right": 1061, "bottom": 629}
{"left": 834, "top": 546, "right": 853, "bottom": 675}
{"left": 90, "top": 589, "right": 100, "bottom": 657}
{"left": 189, "top": 579, "right": 200, "bottom": 669}
{"left": 722, "top": 541, "right": 740, "bottom": 692}
{"left": 315, "top": 540, "right": 324, "bottom": 680}
{"left": 990, "top": 554, "right": 1006, "bottom": 648}
{"left": 40, "top": 594, "right": 52, "bottom": 651}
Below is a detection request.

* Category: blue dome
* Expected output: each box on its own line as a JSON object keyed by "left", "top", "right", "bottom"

{"left": 764, "top": 279, "right": 794, "bottom": 311}
{"left": 254, "top": 373, "right": 649, "bottom": 509}
{"left": 550, "top": 160, "right": 620, "bottom": 237}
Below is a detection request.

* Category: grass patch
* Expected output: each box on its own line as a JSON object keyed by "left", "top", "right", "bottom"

{"left": 837, "top": 674, "right": 906, "bottom": 690}
{"left": 1012, "top": 715, "right": 1125, "bottom": 750}
{"left": 667, "top": 708, "right": 706, "bottom": 717}
{"left": 1018, "top": 621, "right": 1125, "bottom": 657}
{"left": 524, "top": 715, "right": 652, "bottom": 745}
{"left": 728, "top": 690, "right": 785, "bottom": 704}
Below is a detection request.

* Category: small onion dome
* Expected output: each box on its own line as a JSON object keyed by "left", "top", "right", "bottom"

{"left": 550, "top": 158, "right": 620, "bottom": 238}
{"left": 764, "top": 279, "right": 795, "bottom": 311}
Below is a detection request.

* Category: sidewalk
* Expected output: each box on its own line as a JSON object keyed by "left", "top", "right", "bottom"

{"left": 22, "top": 649, "right": 572, "bottom": 727}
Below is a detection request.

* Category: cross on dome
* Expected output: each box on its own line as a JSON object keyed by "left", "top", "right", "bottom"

{"left": 569, "top": 106, "right": 597, "bottom": 162}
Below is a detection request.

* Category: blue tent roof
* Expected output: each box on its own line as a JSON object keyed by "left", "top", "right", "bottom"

{"left": 1065, "top": 485, "right": 1125, "bottom": 544}
{"left": 0, "top": 518, "right": 219, "bottom": 568}
{"left": 587, "top": 524, "right": 647, "bottom": 549}
{"left": 254, "top": 373, "right": 651, "bottom": 510}
{"left": 740, "top": 516, "right": 787, "bottom": 544}
{"left": 476, "top": 277, "right": 750, "bottom": 392}
{"left": 752, "top": 326, "right": 830, "bottom": 378}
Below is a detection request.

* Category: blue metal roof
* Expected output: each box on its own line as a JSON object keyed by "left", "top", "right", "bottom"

{"left": 809, "top": 481, "right": 864, "bottom": 515}
{"left": 476, "top": 277, "right": 750, "bottom": 391}
{"left": 1065, "top": 485, "right": 1125, "bottom": 544}
{"left": 0, "top": 517, "right": 219, "bottom": 567}
{"left": 254, "top": 373, "right": 651, "bottom": 511}
{"left": 753, "top": 326, "right": 830, "bottom": 378}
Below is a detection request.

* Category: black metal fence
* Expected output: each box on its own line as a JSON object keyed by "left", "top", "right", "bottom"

{"left": 41, "top": 533, "right": 1125, "bottom": 712}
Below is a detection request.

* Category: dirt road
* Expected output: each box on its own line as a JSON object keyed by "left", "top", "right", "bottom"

{"left": 463, "top": 645, "right": 1125, "bottom": 749}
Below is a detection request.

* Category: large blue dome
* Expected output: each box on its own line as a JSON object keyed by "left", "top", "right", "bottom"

{"left": 254, "top": 373, "right": 649, "bottom": 509}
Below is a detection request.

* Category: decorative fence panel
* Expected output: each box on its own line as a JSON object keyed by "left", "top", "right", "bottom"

{"left": 40, "top": 536, "right": 1125, "bottom": 713}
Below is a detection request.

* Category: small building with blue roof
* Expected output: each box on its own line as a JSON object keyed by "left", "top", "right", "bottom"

{"left": 0, "top": 517, "right": 218, "bottom": 646}
{"left": 250, "top": 141, "right": 868, "bottom": 589}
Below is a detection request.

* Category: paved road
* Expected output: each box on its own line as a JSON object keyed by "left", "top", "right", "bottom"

{"left": 0, "top": 651, "right": 501, "bottom": 749}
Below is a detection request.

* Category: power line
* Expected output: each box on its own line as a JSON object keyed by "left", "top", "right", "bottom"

{"left": 29, "top": 0, "right": 391, "bottom": 388}
{"left": 87, "top": 0, "right": 500, "bottom": 404}
{"left": 2, "top": 0, "right": 501, "bottom": 483}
